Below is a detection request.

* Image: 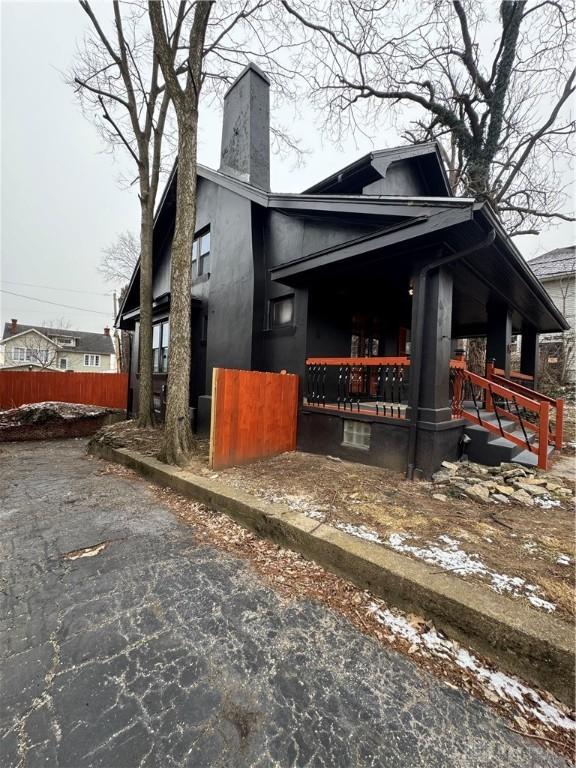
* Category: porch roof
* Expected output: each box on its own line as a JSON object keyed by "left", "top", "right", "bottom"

{"left": 270, "top": 202, "right": 568, "bottom": 335}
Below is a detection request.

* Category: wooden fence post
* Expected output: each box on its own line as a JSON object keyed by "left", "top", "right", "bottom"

{"left": 538, "top": 401, "right": 550, "bottom": 470}
{"left": 485, "top": 360, "right": 495, "bottom": 412}
{"left": 555, "top": 399, "right": 564, "bottom": 451}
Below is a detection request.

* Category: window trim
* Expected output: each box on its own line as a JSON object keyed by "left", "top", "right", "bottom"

{"left": 192, "top": 227, "right": 211, "bottom": 279}
{"left": 84, "top": 354, "right": 101, "bottom": 367}
{"left": 152, "top": 319, "right": 170, "bottom": 374}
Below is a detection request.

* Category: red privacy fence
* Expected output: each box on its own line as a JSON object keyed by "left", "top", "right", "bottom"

{"left": 0, "top": 371, "right": 129, "bottom": 410}
{"left": 209, "top": 368, "right": 299, "bottom": 469}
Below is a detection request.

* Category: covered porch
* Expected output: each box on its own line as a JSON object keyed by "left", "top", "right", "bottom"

{"left": 271, "top": 207, "right": 568, "bottom": 476}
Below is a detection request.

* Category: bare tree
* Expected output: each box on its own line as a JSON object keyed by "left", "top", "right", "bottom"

{"left": 99, "top": 230, "right": 140, "bottom": 286}
{"left": 70, "top": 0, "right": 182, "bottom": 428}
{"left": 281, "top": 0, "right": 575, "bottom": 236}
{"left": 148, "top": 1, "right": 211, "bottom": 465}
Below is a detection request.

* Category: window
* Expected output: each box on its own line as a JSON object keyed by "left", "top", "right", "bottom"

{"left": 152, "top": 320, "right": 170, "bottom": 373}
{"left": 192, "top": 229, "right": 210, "bottom": 278}
{"left": 84, "top": 354, "right": 100, "bottom": 367}
{"left": 342, "top": 420, "right": 371, "bottom": 450}
{"left": 270, "top": 296, "right": 294, "bottom": 328}
{"left": 58, "top": 337, "right": 76, "bottom": 347}
{"left": 12, "top": 347, "right": 26, "bottom": 362}
{"left": 59, "top": 358, "right": 68, "bottom": 370}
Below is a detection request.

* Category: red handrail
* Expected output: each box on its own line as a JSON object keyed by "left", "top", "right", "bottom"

{"left": 454, "top": 367, "right": 550, "bottom": 469}
{"left": 487, "top": 366, "right": 563, "bottom": 450}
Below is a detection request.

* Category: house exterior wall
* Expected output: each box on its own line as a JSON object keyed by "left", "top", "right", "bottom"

{"left": 538, "top": 273, "right": 575, "bottom": 381}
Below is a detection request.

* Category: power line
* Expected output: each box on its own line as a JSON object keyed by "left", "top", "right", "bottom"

{"left": 0, "top": 289, "right": 112, "bottom": 316}
{"left": 1, "top": 280, "right": 110, "bottom": 296}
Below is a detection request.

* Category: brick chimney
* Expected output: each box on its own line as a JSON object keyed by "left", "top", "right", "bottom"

{"left": 104, "top": 326, "right": 110, "bottom": 336}
{"left": 219, "top": 62, "right": 270, "bottom": 191}
{"left": 10, "top": 319, "right": 17, "bottom": 334}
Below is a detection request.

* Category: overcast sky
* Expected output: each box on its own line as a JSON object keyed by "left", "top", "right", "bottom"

{"left": 1, "top": 1, "right": 574, "bottom": 334}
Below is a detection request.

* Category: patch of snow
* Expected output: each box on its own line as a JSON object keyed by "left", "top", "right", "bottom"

{"left": 526, "top": 595, "right": 556, "bottom": 612}
{"left": 386, "top": 532, "right": 556, "bottom": 612}
{"left": 335, "top": 522, "right": 383, "bottom": 544}
{"left": 270, "top": 493, "right": 327, "bottom": 522}
{"left": 556, "top": 554, "right": 571, "bottom": 566}
{"left": 534, "top": 497, "right": 561, "bottom": 509}
{"left": 368, "top": 603, "right": 575, "bottom": 732}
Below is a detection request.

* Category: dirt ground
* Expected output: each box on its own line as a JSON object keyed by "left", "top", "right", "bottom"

{"left": 92, "top": 420, "right": 575, "bottom": 621}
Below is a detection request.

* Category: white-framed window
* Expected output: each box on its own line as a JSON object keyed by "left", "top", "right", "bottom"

{"left": 58, "top": 337, "right": 76, "bottom": 347}
{"left": 84, "top": 354, "right": 101, "bottom": 367}
{"left": 59, "top": 358, "right": 68, "bottom": 370}
{"left": 12, "top": 347, "right": 26, "bottom": 362}
{"left": 342, "top": 420, "right": 371, "bottom": 450}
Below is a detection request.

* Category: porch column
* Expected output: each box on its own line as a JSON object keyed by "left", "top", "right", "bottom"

{"left": 520, "top": 327, "right": 540, "bottom": 387}
{"left": 486, "top": 303, "right": 512, "bottom": 377}
{"left": 417, "top": 266, "right": 453, "bottom": 423}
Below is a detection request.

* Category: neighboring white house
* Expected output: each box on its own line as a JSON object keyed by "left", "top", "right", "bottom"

{"left": 527, "top": 245, "right": 575, "bottom": 383}
{"left": 0, "top": 320, "right": 116, "bottom": 372}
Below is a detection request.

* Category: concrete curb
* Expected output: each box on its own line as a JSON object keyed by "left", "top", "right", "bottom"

{"left": 90, "top": 443, "right": 575, "bottom": 706}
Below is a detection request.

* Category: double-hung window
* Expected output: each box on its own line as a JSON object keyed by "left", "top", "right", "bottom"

{"left": 152, "top": 320, "right": 170, "bottom": 373}
{"left": 192, "top": 229, "right": 210, "bottom": 278}
{"left": 84, "top": 354, "right": 100, "bottom": 367}
{"left": 12, "top": 347, "right": 26, "bottom": 362}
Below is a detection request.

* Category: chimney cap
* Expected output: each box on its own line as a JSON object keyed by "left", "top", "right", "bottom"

{"left": 223, "top": 62, "right": 270, "bottom": 100}
{"left": 104, "top": 326, "right": 110, "bottom": 336}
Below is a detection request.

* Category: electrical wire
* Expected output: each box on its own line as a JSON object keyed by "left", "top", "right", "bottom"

{"left": 0, "top": 289, "right": 111, "bottom": 316}
{"left": 1, "top": 280, "right": 110, "bottom": 296}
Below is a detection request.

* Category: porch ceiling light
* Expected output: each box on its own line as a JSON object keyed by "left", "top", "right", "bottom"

{"left": 408, "top": 284, "right": 414, "bottom": 296}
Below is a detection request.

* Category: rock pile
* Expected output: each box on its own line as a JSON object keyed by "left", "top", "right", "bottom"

{"left": 431, "top": 460, "right": 573, "bottom": 507}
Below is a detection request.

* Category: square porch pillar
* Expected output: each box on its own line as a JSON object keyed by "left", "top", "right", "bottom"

{"left": 486, "top": 303, "right": 512, "bottom": 377}
{"left": 520, "top": 327, "right": 540, "bottom": 387}
{"left": 414, "top": 266, "right": 453, "bottom": 423}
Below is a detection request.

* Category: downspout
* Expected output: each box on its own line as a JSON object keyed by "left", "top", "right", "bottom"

{"left": 406, "top": 228, "right": 496, "bottom": 480}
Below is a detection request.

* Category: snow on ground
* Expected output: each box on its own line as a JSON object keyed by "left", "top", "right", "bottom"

{"left": 260, "top": 492, "right": 559, "bottom": 614}
{"left": 556, "top": 554, "right": 572, "bottom": 566}
{"left": 387, "top": 531, "right": 557, "bottom": 612}
{"left": 368, "top": 602, "right": 575, "bottom": 732}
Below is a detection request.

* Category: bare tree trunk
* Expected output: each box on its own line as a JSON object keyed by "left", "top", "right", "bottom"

{"left": 161, "top": 113, "right": 198, "bottom": 463}
{"left": 137, "top": 197, "right": 155, "bottom": 427}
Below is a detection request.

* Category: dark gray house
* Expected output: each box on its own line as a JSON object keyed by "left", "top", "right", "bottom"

{"left": 118, "top": 63, "right": 568, "bottom": 476}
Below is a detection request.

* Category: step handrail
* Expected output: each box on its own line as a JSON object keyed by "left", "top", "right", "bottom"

{"left": 457, "top": 368, "right": 550, "bottom": 470}
{"left": 486, "top": 365, "right": 563, "bottom": 450}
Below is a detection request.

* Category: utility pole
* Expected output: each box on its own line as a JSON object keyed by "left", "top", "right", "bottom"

{"left": 113, "top": 291, "right": 122, "bottom": 373}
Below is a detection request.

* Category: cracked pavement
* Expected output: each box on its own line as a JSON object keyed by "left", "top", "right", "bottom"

{"left": 0, "top": 439, "right": 570, "bottom": 767}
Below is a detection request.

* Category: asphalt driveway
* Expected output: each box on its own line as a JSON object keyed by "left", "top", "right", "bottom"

{"left": 0, "top": 440, "right": 569, "bottom": 767}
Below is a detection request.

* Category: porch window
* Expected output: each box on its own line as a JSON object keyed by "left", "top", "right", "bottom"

{"left": 270, "top": 295, "right": 294, "bottom": 328}
{"left": 152, "top": 320, "right": 170, "bottom": 373}
{"left": 342, "top": 420, "right": 371, "bottom": 450}
{"left": 192, "top": 229, "right": 211, "bottom": 278}
{"left": 12, "top": 347, "right": 26, "bottom": 362}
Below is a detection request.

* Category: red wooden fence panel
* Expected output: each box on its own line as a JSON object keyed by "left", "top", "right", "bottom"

{"left": 0, "top": 371, "right": 129, "bottom": 410}
{"left": 209, "top": 368, "right": 299, "bottom": 469}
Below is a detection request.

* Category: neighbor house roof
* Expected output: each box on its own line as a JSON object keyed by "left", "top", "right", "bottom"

{"left": 527, "top": 245, "right": 575, "bottom": 281}
{"left": 2, "top": 323, "right": 115, "bottom": 356}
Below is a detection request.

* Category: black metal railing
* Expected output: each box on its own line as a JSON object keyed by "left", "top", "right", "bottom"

{"left": 305, "top": 357, "right": 410, "bottom": 419}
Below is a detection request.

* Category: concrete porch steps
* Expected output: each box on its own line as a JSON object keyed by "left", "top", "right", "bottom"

{"left": 464, "top": 409, "right": 553, "bottom": 468}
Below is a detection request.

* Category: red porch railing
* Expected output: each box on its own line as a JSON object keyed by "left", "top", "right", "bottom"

{"left": 450, "top": 363, "right": 563, "bottom": 470}
{"left": 486, "top": 362, "right": 563, "bottom": 451}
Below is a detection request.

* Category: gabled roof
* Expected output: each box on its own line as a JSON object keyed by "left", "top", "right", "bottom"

{"left": 0, "top": 328, "right": 59, "bottom": 347}
{"left": 527, "top": 245, "right": 575, "bottom": 280}
{"left": 303, "top": 142, "right": 453, "bottom": 197}
{"left": 2, "top": 323, "right": 115, "bottom": 355}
